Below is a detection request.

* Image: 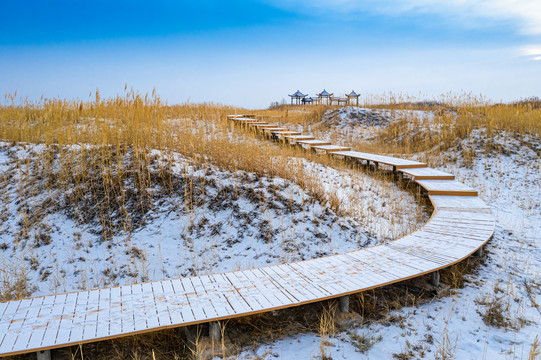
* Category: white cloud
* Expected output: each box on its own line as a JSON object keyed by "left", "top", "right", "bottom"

{"left": 521, "top": 45, "right": 541, "bottom": 56}
{"left": 267, "top": 0, "right": 541, "bottom": 35}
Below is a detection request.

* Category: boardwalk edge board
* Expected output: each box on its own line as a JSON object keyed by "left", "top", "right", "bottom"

{"left": 0, "top": 114, "right": 496, "bottom": 357}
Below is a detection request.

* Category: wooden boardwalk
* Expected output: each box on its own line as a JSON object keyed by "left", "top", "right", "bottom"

{"left": 0, "top": 115, "right": 495, "bottom": 357}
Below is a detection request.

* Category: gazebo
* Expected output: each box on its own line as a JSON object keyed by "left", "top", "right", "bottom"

{"left": 347, "top": 90, "right": 360, "bottom": 106}
{"left": 288, "top": 90, "right": 307, "bottom": 105}
{"left": 317, "top": 89, "right": 334, "bottom": 105}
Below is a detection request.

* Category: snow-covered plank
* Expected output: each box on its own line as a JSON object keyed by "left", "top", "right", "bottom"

{"left": 263, "top": 127, "right": 288, "bottom": 133}
{"left": 40, "top": 293, "right": 68, "bottom": 349}
{"left": 417, "top": 180, "right": 478, "bottom": 196}
{"left": 286, "top": 262, "right": 349, "bottom": 295}
{"left": 130, "top": 284, "right": 148, "bottom": 332}
{"left": 108, "top": 287, "right": 123, "bottom": 337}
{"left": 312, "top": 145, "right": 351, "bottom": 153}
{"left": 212, "top": 272, "right": 253, "bottom": 314}
{"left": 400, "top": 167, "right": 455, "bottom": 180}
{"left": 119, "top": 285, "right": 136, "bottom": 334}
{"left": 25, "top": 294, "right": 55, "bottom": 350}
{"left": 179, "top": 277, "right": 212, "bottom": 321}
{"left": 247, "top": 268, "right": 299, "bottom": 304}
{"left": 149, "top": 281, "right": 172, "bottom": 327}
{"left": 81, "top": 289, "right": 100, "bottom": 342}
{"left": 331, "top": 151, "right": 427, "bottom": 168}
{"left": 301, "top": 255, "right": 374, "bottom": 291}
{"left": 10, "top": 297, "right": 45, "bottom": 353}
{"left": 221, "top": 272, "right": 267, "bottom": 312}
{"left": 285, "top": 135, "right": 315, "bottom": 143}
{"left": 297, "top": 139, "right": 332, "bottom": 148}
{"left": 235, "top": 270, "right": 283, "bottom": 308}
{"left": 202, "top": 274, "right": 238, "bottom": 316}
{"left": 140, "top": 283, "right": 160, "bottom": 329}
{"left": 159, "top": 280, "right": 184, "bottom": 325}
{"left": 0, "top": 298, "right": 29, "bottom": 354}
{"left": 198, "top": 274, "right": 237, "bottom": 317}
{"left": 170, "top": 278, "right": 197, "bottom": 323}
{"left": 265, "top": 264, "right": 329, "bottom": 301}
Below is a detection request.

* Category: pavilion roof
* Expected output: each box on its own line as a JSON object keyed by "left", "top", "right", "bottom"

{"left": 289, "top": 90, "right": 307, "bottom": 97}
{"left": 347, "top": 90, "right": 359, "bottom": 97}
{"left": 318, "top": 89, "right": 332, "bottom": 96}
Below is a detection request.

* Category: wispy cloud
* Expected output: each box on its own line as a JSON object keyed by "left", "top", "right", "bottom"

{"left": 520, "top": 45, "right": 541, "bottom": 61}
{"left": 521, "top": 45, "right": 541, "bottom": 56}
{"left": 267, "top": 0, "right": 541, "bottom": 35}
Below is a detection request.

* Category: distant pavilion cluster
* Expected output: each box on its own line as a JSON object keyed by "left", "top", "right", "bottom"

{"left": 288, "top": 89, "right": 360, "bottom": 106}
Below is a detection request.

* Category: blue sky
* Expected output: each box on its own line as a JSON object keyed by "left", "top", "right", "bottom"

{"left": 1, "top": 0, "right": 540, "bottom": 108}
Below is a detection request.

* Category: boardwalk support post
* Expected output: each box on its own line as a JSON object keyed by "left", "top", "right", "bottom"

{"left": 209, "top": 321, "right": 221, "bottom": 342}
{"left": 398, "top": 172, "right": 404, "bottom": 182}
{"left": 474, "top": 246, "right": 483, "bottom": 257}
{"left": 338, "top": 295, "right": 350, "bottom": 313}
{"left": 430, "top": 271, "right": 440, "bottom": 287}
{"left": 36, "top": 350, "right": 51, "bottom": 360}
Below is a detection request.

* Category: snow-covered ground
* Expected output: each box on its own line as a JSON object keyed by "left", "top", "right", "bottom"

{"left": 233, "top": 110, "right": 541, "bottom": 359}
{"left": 1, "top": 108, "right": 539, "bottom": 359}
{"left": 0, "top": 142, "right": 424, "bottom": 297}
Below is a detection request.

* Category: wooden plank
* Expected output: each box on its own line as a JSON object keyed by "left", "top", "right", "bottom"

{"left": 81, "top": 289, "right": 100, "bottom": 342}
{"left": 221, "top": 272, "right": 267, "bottom": 312}
{"left": 400, "top": 167, "right": 455, "bottom": 180}
{"left": 331, "top": 151, "right": 427, "bottom": 168}
{"left": 417, "top": 180, "right": 478, "bottom": 196}
{"left": 199, "top": 274, "right": 238, "bottom": 317}
{"left": 203, "top": 274, "right": 238, "bottom": 316}
{"left": 189, "top": 276, "right": 220, "bottom": 319}
{"left": 25, "top": 294, "right": 55, "bottom": 350}
{"left": 212, "top": 272, "right": 253, "bottom": 314}
{"left": 107, "top": 287, "right": 122, "bottom": 337}
{"left": 179, "top": 277, "right": 211, "bottom": 321}
{"left": 312, "top": 145, "right": 351, "bottom": 153}
{"left": 296, "top": 140, "right": 332, "bottom": 148}
{"left": 272, "top": 131, "right": 302, "bottom": 136}
{"left": 285, "top": 135, "right": 315, "bottom": 143}
{"left": 140, "top": 283, "right": 160, "bottom": 329}
{"left": 248, "top": 268, "right": 298, "bottom": 304}
{"left": 159, "top": 280, "right": 184, "bottom": 325}
{"left": 265, "top": 264, "right": 329, "bottom": 301}
{"left": 0, "top": 299, "right": 28, "bottom": 354}
{"left": 40, "top": 294, "right": 68, "bottom": 349}
{"left": 130, "top": 284, "right": 148, "bottom": 332}
{"left": 150, "top": 281, "right": 173, "bottom": 328}
{"left": 119, "top": 285, "right": 136, "bottom": 334}
{"left": 263, "top": 127, "right": 288, "bottom": 133}
{"left": 286, "top": 261, "right": 351, "bottom": 295}
{"left": 236, "top": 270, "right": 286, "bottom": 308}
{"left": 10, "top": 297, "right": 45, "bottom": 353}
{"left": 301, "top": 255, "right": 375, "bottom": 291}
{"left": 170, "top": 279, "right": 197, "bottom": 323}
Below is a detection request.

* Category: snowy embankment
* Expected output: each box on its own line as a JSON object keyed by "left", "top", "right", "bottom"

{"left": 0, "top": 142, "right": 424, "bottom": 298}
{"left": 238, "top": 109, "right": 541, "bottom": 359}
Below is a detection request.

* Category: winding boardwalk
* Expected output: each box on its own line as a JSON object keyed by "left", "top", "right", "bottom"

{"left": 0, "top": 115, "right": 495, "bottom": 358}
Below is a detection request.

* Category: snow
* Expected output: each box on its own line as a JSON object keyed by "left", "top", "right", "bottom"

{"left": 0, "top": 142, "right": 424, "bottom": 297}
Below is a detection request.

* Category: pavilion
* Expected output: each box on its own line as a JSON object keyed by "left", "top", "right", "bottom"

{"left": 288, "top": 90, "right": 307, "bottom": 105}
{"left": 347, "top": 90, "right": 360, "bottom": 105}
{"left": 317, "top": 89, "right": 333, "bottom": 105}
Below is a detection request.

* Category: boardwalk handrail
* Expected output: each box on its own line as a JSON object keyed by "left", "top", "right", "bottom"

{"left": 0, "top": 115, "right": 495, "bottom": 357}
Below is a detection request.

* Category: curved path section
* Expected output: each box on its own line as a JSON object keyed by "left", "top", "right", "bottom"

{"left": 0, "top": 115, "right": 495, "bottom": 357}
